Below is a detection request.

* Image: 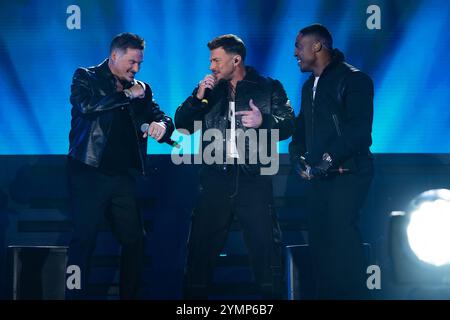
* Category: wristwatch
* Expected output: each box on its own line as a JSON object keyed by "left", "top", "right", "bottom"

{"left": 322, "top": 153, "right": 333, "bottom": 167}
{"left": 123, "top": 89, "right": 133, "bottom": 99}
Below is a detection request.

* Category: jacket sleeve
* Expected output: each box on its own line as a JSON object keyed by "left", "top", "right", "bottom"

{"left": 70, "top": 68, "right": 130, "bottom": 114}
{"left": 327, "top": 71, "right": 374, "bottom": 164}
{"left": 261, "top": 79, "right": 295, "bottom": 141}
{"left": 174, "top": 87, "right": 208, "bottom": 134}
{"left": 288, "top": 108, "right": 307, "bottom": 162}
{"left": 144, "top": 84, "right": 174, "bottom": 142}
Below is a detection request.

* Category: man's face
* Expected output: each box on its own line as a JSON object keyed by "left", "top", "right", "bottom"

{"left": 294, "top": 33, "right": 317, "bottom": 73}
{"left": 110, "top": 48, "right": 144, "bottom": 82}
{"left": 209, "top": 47, "right": 238, "bottom": 81}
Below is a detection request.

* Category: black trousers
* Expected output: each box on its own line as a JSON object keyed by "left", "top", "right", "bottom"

{"left": 66, "top": 160, "right": 144, "bottom": 299}
{"left": 184, "top": 166, "right": 282, "bottom": 299}
{"left": 307, "top": 160, "right": 374, "bottom": 299}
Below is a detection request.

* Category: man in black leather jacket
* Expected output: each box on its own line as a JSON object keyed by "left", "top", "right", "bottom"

{"left": 289, "top": 24, "right": 374, "bottom": 299}
{"left": 176, "top": 34, "right": 294, "bottom": 299}
{"left": 67, "top": 32, "right": 173, "bottom": 299}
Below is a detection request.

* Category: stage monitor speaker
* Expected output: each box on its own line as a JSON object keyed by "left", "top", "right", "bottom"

{"left": 8, "top": 246, "right": 68, "bottom": 300}
{"left": 285, "top": 243, "right": 372, "bottom": 300}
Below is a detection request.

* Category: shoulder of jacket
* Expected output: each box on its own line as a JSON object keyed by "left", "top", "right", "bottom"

{"left": 329, "top": 62, "right": 371, "bottom": 85}
{"left": 266, "top": 77, "right": 285, "bottom": 89}
{"left": 341, "top": 62, "right": 360, "bottom": 73}
{"left": 73, "top": 66, "right": 96, "bottom": 79}
{"left": 339, "top": 62, "right": 372, "bottom": 80}
{"left": 341, "top": 64, "right": 372, "bottom": 86}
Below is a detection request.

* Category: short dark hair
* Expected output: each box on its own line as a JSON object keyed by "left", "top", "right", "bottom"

{"left": 207, "top": 34, "right": 246, "bottom": 61}
{"left": 110, "top": 32, "right": 145, "bottom": 53}
{"left": 299, "top": 24, "right": 333, "bottom": 50}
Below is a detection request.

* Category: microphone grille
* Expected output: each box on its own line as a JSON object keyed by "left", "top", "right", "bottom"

{"left": 140, "top": 123, "right": 150, "bottom": 132}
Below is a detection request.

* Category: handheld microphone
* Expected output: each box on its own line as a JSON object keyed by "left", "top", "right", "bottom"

{"left": 204, "top": 87, "right": 212, "bottom": 98}
{"left": 200, "top": 87, "right": 212, "bottom": 104}
{"left": 200, "top": 73, "right": 219, "bottom": 103}
{"left": 140, "top": 123, "right": 180, "bottom": 149}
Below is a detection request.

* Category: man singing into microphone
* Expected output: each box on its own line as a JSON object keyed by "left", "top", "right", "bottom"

{"left": 175, "top": 34, "right": 294, "bottom": 299}
{"left": 67, "top": 32, "right": 173, "bottom": 299}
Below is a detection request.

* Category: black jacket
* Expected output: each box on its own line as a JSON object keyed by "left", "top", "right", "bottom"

{"left": 175, "top": 66, "right": 295, "bottom": 175}
{"left": 68, "top": 59, "right": 174, "bottom": 174}
{"left": 289, "top": 49, "right": 374, "bottom": 172}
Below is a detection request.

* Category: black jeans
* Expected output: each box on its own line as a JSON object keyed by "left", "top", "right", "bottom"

{"left": 66, "top": 160, "right": 144, "bottom": 299}
{"left": 307, "top": 160, "right": 374, "bottom": 299}
{"left": 184, "top": 166, "right": 282, "bottom": 299}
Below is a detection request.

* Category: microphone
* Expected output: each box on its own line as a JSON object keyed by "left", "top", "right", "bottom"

{"left": 200, "top": 87, "right": 212, "bottom": 104}
{"left": 140, "top": 123, "right": 180, "bottom": 148}
{"left": 200, "top": 74, "right": 220, "bottom": 103}
{"left": 204, "top": 87, "right": 212, "bottom": 98}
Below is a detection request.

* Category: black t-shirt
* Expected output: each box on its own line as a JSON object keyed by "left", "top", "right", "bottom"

{"left": 99, "top": 106, "right": 140, "bottom": 174}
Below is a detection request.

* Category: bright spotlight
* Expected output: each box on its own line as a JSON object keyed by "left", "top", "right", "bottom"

{"left": 406, "top": 195, "right": 450, "bottom": 267}
{"left": 390, "top": 189, "right": 450, "bottom": 285}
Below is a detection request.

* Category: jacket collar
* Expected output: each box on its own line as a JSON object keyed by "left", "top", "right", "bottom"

{"left": 97, "top": 58, "right": 116, "bottom": 81}
{"left": 215, "top": 66, "right": 263, "bottom": 91}
{"left": 324, "top": 48, "right": 345, "bottom": 72}
{"left": 240, "top": 66, "right": 262, "bottom": 85}
{"left": 308, "top": 48, "right": 345, "bottom": 82}
{"left": 96, "top": 58, "right": 122, "bottom": 89}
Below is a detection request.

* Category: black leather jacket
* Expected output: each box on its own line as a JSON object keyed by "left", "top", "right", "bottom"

{"left": 289, "top": 49, "right": 374, "bottom": 173}
{"left": 68, "top": 59, "right": 174, "bottom": 174}
{"left": 175, "top": 66, "right": 295, "bottom": 175}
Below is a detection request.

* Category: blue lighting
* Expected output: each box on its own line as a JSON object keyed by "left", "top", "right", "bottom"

{"left": 0, "top": 0, "right": 449, "bottom": 154}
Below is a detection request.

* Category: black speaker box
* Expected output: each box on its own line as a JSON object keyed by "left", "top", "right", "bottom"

{"left": 8, "top": 246, "right": 68, "bottom": 300}
{"left": 285, "top": 243, "right": 372, "bottom": 299}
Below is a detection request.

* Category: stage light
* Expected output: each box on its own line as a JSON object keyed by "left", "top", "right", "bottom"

{"left": 389, "top": 189, "right": 450, "bottom": 286}
{"left": 406, "top": 190, "right": 450, "bottom": 267}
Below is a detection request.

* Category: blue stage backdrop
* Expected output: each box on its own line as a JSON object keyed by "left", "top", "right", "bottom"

{"left": 0, "top": 0, "right": 449, "bottom": 155}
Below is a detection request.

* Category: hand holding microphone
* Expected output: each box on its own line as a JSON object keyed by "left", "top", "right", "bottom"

{"left": 142, "top": 121, "right": 166, "bottom": 141}
{"left": 196, "top": 74, "right": 216, "bottom": 100}
{"left": 140, "top": 123, "right": 180, "bottom": 148}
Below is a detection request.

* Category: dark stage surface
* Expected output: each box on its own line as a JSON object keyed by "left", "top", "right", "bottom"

{"left": 1, "top": 154, "right": 449, "bottom": 300}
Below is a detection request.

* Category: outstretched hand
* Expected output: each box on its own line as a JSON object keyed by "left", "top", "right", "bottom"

{"left": 235, "top": 99, "right": 263, "bottom": 128}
